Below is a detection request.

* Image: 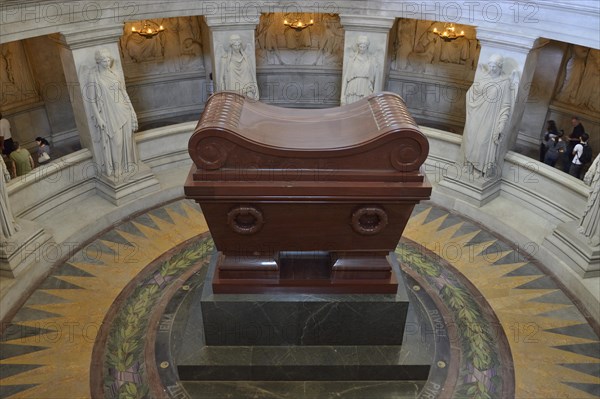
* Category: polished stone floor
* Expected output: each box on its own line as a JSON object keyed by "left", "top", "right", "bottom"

{"left": 0, "top": 200, "right": 599, "bottom": 398}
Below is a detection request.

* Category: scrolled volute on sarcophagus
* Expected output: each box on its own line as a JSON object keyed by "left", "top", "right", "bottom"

{"left": 185, "top": 91, "right": 431, "bottom": 294}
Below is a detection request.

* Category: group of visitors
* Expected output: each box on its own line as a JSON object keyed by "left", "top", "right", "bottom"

{"left": 0, "top": 113, "right": 51, "bottom": 180}
{"left": 540, "top": 116, "right": 592, "bottom": 179}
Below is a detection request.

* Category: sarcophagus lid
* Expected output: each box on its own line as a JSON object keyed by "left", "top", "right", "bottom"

{"left": 185, "top": 91, "right": 431, "bottom": 200}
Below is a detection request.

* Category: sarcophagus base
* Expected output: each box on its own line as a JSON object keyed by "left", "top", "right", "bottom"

{"left": 212, "top": 250, "right": 398, "bottom": 294}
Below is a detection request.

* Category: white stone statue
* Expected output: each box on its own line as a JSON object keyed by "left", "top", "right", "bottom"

{"left": 578, "top": 154, "right": 600, "bottom": 246}
{"left": 341, "top": 35, "right": 379, "bottom": 105}
{"left": 87, "top": 48, "right": 139, "bottom": 177}
{"left": 463, "top": 54, "right": 518, "bottom": 177}
{"left": 219, "top": 34, "right": 259, "bottom": 100}
{"left": 1, "top": 156, "right": 19, "bottom": 239}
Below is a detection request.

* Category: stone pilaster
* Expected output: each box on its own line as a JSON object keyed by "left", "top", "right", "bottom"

{"left": 338, "top": 15, "right": 395, "bottom": 104}
{"left": 52, "top": 25, "right": 159, "bottom": 205}
{"left": 204, "top": 15, "right": 260, "bottom": 99}
{"left": 438, "top": 31, "right": 539, "bottom": 206}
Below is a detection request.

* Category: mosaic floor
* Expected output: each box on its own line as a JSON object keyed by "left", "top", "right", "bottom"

{"left": 0, "top": 200, "right": 599, "bottom": 398}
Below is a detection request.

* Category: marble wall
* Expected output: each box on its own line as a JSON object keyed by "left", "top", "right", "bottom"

{"left": 0, "top": 39, "right": 53, "bottom": 150}
{"left": 255, "top": 13, "right": 343, "bottom": 108}
{"left": 387, "top": 18, "right": 480, "bottom": 132}
{"left": 120, "top": 16, "right": 208, "bottom": 127}
{"left": 0, "top": 9, "right": 597, "bottom": 161}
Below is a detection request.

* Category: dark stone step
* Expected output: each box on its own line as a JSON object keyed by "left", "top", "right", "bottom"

{"left": 180, "top": 380, "right": 426, "bottom": 399}
{"left": 177, "top": 345, "right": 431, "bottom": 381}
{"left": 178, "top": 363, "right": 431, "bottom": 381}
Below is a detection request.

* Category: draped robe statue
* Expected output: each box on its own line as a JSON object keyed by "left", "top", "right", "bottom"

{"left": 87, "top": 48, "right": 139, "bottom": 177}
{"left": 219, "top": 34, "right": 259, "bottom": 100}
{"left": 1, "top": 156, "right": 18, "bottom": 239}
{"left": 579, "top": 154, "right": 600, "bottom": 246}
{"left": 463, "top": 54, "right": 515, "bottom": 177}
{"left": 341, "top": 36, "right": 378, "bottom": 105}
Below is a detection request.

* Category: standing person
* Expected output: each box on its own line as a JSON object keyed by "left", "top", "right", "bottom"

{"left": 543, "top": 131, "right": 567, "bottom": 167}
{"left": 540, "top": 120, "right": 560, "bottom": 162}
{"left": 9, "top": 141, "right": 34, "bottom": 177}
{"left": 569, "top": 133, "right": 590, "bottom": 179}
{"left": 35, "top": 136, "right": 51, "bottom": 165}
{"left": 87, "top": 48, "right": 139, "bottom": 177}
{"left": 341, "top": 35, "right": 379, "bottom": 105}
{"left": 0, "top": 113, "right": 14, "bottom": 156}
{"left": 563, "top": 116, "right": 585, "bottom": 172}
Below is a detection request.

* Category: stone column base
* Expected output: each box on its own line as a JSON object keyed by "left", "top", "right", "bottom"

{"left": 1, "top": 219, "right": 54, "bottom": 278}
{"left": 545, "top": 220, "right": 600, "bottom": 278}
{"left": 96, "top": 162, "right": 160, "bottom": 206}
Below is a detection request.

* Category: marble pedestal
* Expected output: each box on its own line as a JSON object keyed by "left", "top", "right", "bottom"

{"left": 173, "top": 253, "right": 434, "bottom": 387}
{"left": 201, "top": 253, "right": 410, "bottom": 346}
{"left": 0, "top": 219, "right": 53, "bottom": 277}
{"left": 438, "top": 173, "right": 502, "bottom": 207}
{"left": 545, "top": 220, "right": 600, "bottom": 278}
{"left": 96, "top": 162, "right": 160, "bottom": 206}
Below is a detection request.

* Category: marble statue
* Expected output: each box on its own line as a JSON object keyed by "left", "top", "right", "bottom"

{"left": 463, "top": 54, "right": 518, "bottom": 177}
{"left": 341, "top": 36, "right": 379, "bottom": 105}
{"left": 87, "top": 48, "right": 139, "bottom": 177}
{"left": 1, "top": 155, "right": 18, "bottom": 239}
{"left": 219, "top": 34, "right": 259, "bottom": 100}
{"left": 578, "top": 153, "right": 600, "bottom": 246}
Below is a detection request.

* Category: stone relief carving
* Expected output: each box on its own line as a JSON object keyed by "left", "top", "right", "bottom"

{"left": 0, "top": 41, "right": 39, "bottom": 109}
{"left": 341, "top": 35, "right": 380, "bottom": 105}
{"left": 406, "top": 25, "right": 439, "bottom": 73}
{"left": 120, "top": 17, "right": 204, "bottom": 77}
{"left": 463, "top": 54, "right": 520, "bottom": 177}
{"left": 84, "top": 48, "right": 139, "bottom": 177}
{"left": 556, "top": 45, "right": 599, "bottom": 113}
{"left": 392, "top": 19, "right": 479, "bottom": 75}
{"left": 255, "top": 13, "right": 343, "bottom": 66}
{"left": 576, "top": 48, "right": 599, "bottom": 112}
{"left": 218, "top": 34, "right": 259, "bottom": 100}
{"left": 579, "top": 153, "right": 600, "bottom": 246}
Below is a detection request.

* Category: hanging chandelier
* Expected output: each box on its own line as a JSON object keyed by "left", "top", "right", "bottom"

{"left": 432, "top": 23, "right": 465, "bottom": 42}
{"left": 283, "top": 18, "right": 314, "bottom": 31}
{"left": 131, "top": 20, "right": 164, "bottom": 39}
